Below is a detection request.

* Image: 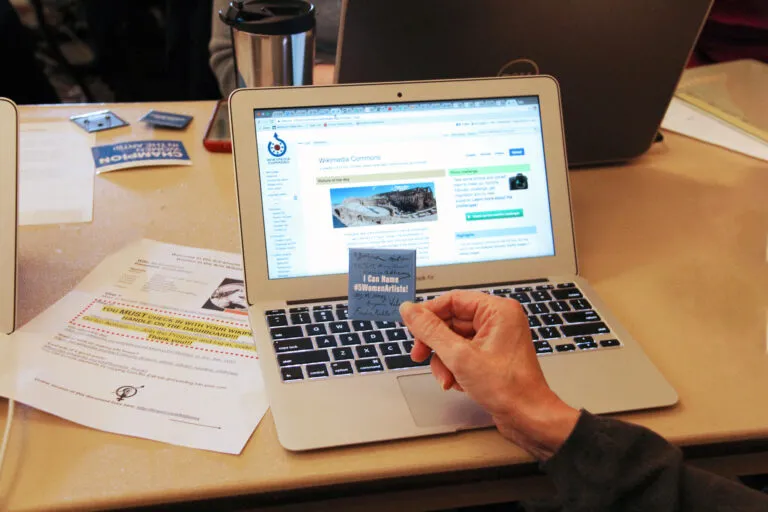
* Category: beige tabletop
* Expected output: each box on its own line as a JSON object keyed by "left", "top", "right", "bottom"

{"left": 1, "top": 94, "right": 767, "bottom": 510}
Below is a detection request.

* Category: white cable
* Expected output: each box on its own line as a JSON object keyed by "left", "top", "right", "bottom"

{"left": 0, "top": 399, "right": 15, "bottom": 479}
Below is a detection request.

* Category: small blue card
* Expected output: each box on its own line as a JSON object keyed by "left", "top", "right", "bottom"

{"left": 91, "top": 140, "right": 192, "bottom": 173}
{"left": 348, "top": 248, "right": 417, "bottom": 322}
{"left": 140, "top": 110, "right": 193, "bottom": 129}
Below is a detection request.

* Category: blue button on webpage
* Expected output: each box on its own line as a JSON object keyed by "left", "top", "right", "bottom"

{"left": 509, "top": 148, "right": 525, "bottom": 156}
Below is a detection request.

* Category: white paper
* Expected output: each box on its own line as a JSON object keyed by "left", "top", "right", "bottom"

{"left": 0, "top": 240, "right": 268, "bottom": 454}
{"left": 661, "top": 98, "right": 768, "bottom": 162}
{"left": 18, "top": 122, "right": 95, "bottom": 225}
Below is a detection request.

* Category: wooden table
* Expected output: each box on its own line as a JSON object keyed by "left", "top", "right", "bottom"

{"left": 1, "top": 97, "right": 767, "bottom": 511}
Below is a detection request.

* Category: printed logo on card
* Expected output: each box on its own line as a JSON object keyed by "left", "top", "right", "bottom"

{"left": 267, "top": 133, "right": 287, "bottom": 157}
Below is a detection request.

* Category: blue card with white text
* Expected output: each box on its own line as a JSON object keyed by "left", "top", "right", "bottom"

{"left": 140, "top": 110, "right": 193, "bottom": 129}
{"left": 348, "top": 248, "right": 417, "bottom": 322}
{"left": 91, "top": 140, "right": 192, "bottom": 173}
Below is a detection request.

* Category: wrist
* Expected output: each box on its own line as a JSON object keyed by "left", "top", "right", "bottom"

{"left": 494, "top": 392, "right": 580, "bottom": 461}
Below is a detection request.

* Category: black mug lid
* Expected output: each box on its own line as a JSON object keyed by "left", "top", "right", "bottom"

{"left": 220, "top": 1, "right": 315, "bottom": 36}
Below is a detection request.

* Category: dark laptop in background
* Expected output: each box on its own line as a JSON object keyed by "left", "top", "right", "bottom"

{"left": 335, "top": 0, "right": 713, "bottom": 167}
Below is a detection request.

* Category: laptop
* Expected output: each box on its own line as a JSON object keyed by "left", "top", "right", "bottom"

{"left": 0, "top": 98, "right": 18, "bottom": 335}
{"left": 335, "top": 0, "right": 713, "bottom": 167}
{"left": 229, "top": 76, "right": 678, "bottom": 451}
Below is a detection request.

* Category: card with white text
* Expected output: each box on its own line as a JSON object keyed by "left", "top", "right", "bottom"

{"left": 348, "top": 248, "right": 416, "bottom": 322}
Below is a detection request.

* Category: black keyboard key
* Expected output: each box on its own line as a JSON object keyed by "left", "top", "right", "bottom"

{"left": 290, "top": 312, "right": 311, "bottom": 324}
{"left": 549, "top": 301, "right": 571, "bottom": 312}
{"left": 270, "top": 326, "right": 303, "bottom": 340}
{"left": 380, "top": 342, "right": 402, "bottom": 356}
{"left": 385, "top": 328, "right": 407, "bottom": 341}
{"left": 332, "top": 347, "right": 355, "bottom": 360}
{"left": 426, "top": 295, "right": 438, "bottom": 300}
{"left": 563, "top": 310, "right": 601, "bottom": 323}
{"left": 306, "top": 363, "right": 329, "bottom": 378}
{"left": 531, "top": 290, "right": 552, "bottom": 302}
{"left": 338, "top": 333, "right": 362, "bottom": 346}
{"left": 530, "top": 329, "right": 539, "bottom": 341}
{"left": 355, "top": 358, "right": 384, "bottom": 373}
{"left": 555, "top": 343, "right": 576, "bottom": 352}
{"left": 527, "top": 303, "right": 549, "bottom": 315}
{"left": 305, "top": 323, "right": 328, "bottom": 336}
{"left": 561, "top": 322, "right": 610, "bottom": 337}
{"left": 331, "top": 361, "right": 354, "bottom": 376}
{"left": 362, "top": 331, "right": 384, "bottom": 344}
{"left": 577, "top": 340, "right": 598, "bottom": 350}
{"left": 336, "top": 309, "right": 349, "bottom": 320}
{"left": 352, "top": 320, "right": 373, "bottom": 331}
{"left": 375, "top": 321, "right": 396, "bottom": 329}
{"left": 414, "top": 296, "right": 424, "bottom": 302}
{"left": 536, "top": 284, "right": 554, "bottom": 290}
{"left": 273, "top": 338, "right": 313, "bottom": 353}
{"left": 403, "top": 340, "right": 415, "bottom": 353}
{"left": 533, "top": 341, "right": 553, "bottom": 354}
{"left": 514, "top": 286, "right": 533, "bottom": 292}
{"left": 329, "top": 321, "right": 351, "bottom": 333}
{"left": 600, "top": 338, "right": 621, "bottom": 348}
{"left": 355, "top": 345, "right": 378, "bottom": 358}
{"left": 552, "top": 288, "right": 583, "bottom": 300}
{"left": 277, "top": 349, "right": 330, "bottom": 366}
{"left": 538, "top": 327, "right": 561, "bottom": 339}
{"left": 267, "top": 315, "right": 288, "bottom": 327}
{"left": 313, "top": 310, "right": 334, "bottom": 323}
{"left": 289, "top": 307, "right": 308, "bottom": 313}
{"left": 570, "top": 298, "right": 592, "bottom": 310}
{"left": 335, "top": 303, "right": 348, "bottom": 309}
{"left": 557, "top": 282, "right": 576, "bottom": 288}
{"left": 385, "top": 354, "right": 431, "bottom": 370}
{"left": 266, "top": 309, "right": 286, "bottom": 316}
{"left": 528, "top": 316, "right": 542, "bottom": 328}
{"left": 510, "top": 292, "right": 531, "bottom": 304}
{"left": 574, "top": 336, "right": 594, "bottom": 344}
{"left": 313, "top": 304, "right": 332, "bottom": 310}
{"left": 542, "top": 314, "right": 563, "bottom": 325}
{"left": 492, "top": 288, "right": 510, "bottom": 295}
{"left": 281, "top": 366, "right": 303, "bottom": 381}
{"left": 315, "top": 335, "right": 338, "bottom": 349}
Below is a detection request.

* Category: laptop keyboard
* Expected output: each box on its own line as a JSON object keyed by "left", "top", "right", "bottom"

{"left": 265, "top": 281, "right": 622, "bottom": 382}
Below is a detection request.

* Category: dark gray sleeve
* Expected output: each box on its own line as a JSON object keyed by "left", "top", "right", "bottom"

{"left": 538, "top": 411, "right": 768, "bottom": 511}
{"left": 209, "top": 0, "right": 235, "bottom": 96}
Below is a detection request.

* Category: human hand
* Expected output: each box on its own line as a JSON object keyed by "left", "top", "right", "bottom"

{"left": 400, "top": 290, "right": 580, "bottom": 460}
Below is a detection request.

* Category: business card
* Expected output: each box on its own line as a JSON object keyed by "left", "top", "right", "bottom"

{"left": 140, "top": 110, "right": 193, "bottom": 130}
{"left": 348, "top": 248, "right": 416, "bottom": 322}
{"left": 91, "top": 140, "right": 192, "bottom": 173}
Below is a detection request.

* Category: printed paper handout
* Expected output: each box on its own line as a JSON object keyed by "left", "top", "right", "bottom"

{"left": 91, "top": 140, "right": 192, "bottom": 173}
{"left": 348, "top": 248, "right": 416, "bottom": 322}
{"left": 0, "top": 240, "right": 268, "bottom": 454}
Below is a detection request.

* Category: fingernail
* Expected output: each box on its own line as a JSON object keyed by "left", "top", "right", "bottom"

{"left": 399, "top": 301, "right": 416, "bottom": 320}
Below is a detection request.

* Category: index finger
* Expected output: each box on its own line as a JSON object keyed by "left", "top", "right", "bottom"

{"left": 422, "top": 290, "right": 501, "bottom": 330}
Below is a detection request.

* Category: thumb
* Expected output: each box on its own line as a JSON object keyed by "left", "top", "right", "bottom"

{"left": 400, "top": 302, "right": 464, "bottom": 364}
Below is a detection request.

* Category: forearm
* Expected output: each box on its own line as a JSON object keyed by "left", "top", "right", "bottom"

{"left": 541, "top": 411, "right": 768, "bottom": 511}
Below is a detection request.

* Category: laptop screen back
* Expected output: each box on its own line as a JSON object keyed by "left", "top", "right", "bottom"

{"left": 0, "top": 98, "right": 18, "bottom": 334}
{"left": 254, "top": 97, "right": 555, "bottom": 280}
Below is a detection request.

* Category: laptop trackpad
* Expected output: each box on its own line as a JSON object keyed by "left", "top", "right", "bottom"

{"left": 397, "top": 374, "right": 492, "bottom": 429}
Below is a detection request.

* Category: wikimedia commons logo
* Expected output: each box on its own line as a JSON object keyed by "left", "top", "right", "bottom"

{"left": 268, "top": 132, "right": 287, "bottom": 157}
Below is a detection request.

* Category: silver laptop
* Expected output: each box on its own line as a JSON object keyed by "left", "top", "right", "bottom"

{"left": 0, "top": 98, "right": 18, "bottom": 335}
{"left": 335, "top": 0, "right": 713, "bottom": 167}
{"left": 229, "top": 76, "right": 677, "bottom": 451}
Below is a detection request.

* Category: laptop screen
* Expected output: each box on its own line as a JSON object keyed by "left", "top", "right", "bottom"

{"left": 254, "top": 96, "right": 555, "bottom": 280}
